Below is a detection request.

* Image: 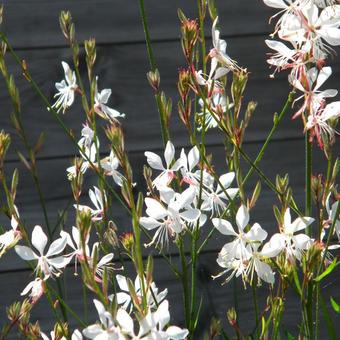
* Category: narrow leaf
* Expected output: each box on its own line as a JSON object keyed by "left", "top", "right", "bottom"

{"left": 330, "top": 297, "right": 340, "bottom": 314}
{"left": 314, "top": 259, "right": 339, "bottom": 282}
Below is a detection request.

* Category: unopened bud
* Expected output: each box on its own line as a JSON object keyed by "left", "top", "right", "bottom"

{"left": 147, "top": 69, "right": 160, "bottom": 92}
{"left": 59, "top": 11, "right": 73, "bottom": 41}
{"left": 120, "top": 232, "right": 134, "bottom": 253}
{"left": 227, "top": 307, "right": 237, "bottom": 326}
{"left": 104, "top": 221, "right": 119, "bottom": 248}
{"left": 0, "top": 5, "right": 3, "bottom": 25}
{"left": 105, "top": 123, "right": 125, "bottom": 153}
{"left": 0, "top": 130, "right": 11, "bottom": 163}
{"left": 85, "top": 38, "right": 96, "bottom": 68}
{"left": 180, "top": 18, "right": 199, "bottom": 61}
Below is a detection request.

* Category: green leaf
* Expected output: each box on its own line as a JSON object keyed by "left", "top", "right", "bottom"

{"left": 330, "top": 297, "right": 340, "bottom": 314}
{"left": 314, "top": 258, "right": 339, "bottom": 282}
{"left": 320, "top": 294, "right": 336, "bottom": 339}
{"left": 284, "top": 330, "right": 295, "bottom": 340}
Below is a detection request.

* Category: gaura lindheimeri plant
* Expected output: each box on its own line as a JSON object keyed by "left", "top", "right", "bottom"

{"left": 0, "top": 0, "right": 339, "bottom": 339}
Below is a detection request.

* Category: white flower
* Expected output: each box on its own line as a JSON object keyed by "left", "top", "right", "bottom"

{"left": 306, "top": 100, "right": 340, "bottom": 147}
{"left": 325, "top": 194, "right": 340, "bottom": 241}
{"left": 279, "top": 4, "right": 340, "bottom": 58}
{"left": 289, "top": 66, "right": 337, "bottom": 118}
{"left": 83, "top": 300, "right": 124, "bottom": 340}
{"left": 0, "top": 213, "right": 21, "bottom": 257}
{"left": 201, "top": 172, "right": 238, "bottom": 216}
{"left": 266, "top": 208, "right": 314, "bottom": 261}
{"left": 140, "top": 187, "right": 200, "bottom": 248}
{"left": 15, "top": 226, "right": 70, "bottom": 279}
{"left": 21, "top": 278, "right": 45, "bottom": 303}
{"left": 144, "top": 141, "right": 182, "bottom": 188}
{"left": 89, "top": 242, "right": 114, "bottom": 282}
{"left": 67, "top": 124, "right": 97, "bottom": 179}
{"left": 110, "top": 274, "right": 167, "bottom": 312}
{"left": 60, "top": 226, "right": 90, "bottom": 275}
{"left": 213, "top": 205, "right": 268, "bottom": 263}
{"left": 94, "top": 77, "right": 125, "bottom": 122}
{"left": 209, "top": 17, "right": 240, "bottom": 71}
{"left": 179, "top": 146, "right": 200, "bottom": 186}
{"left": 136, "top": 300, "right": 189, "bottom": 340}
{"left": 196, "top": 93, "right": 231, "bottom": 131}
{"left": 101, "top": 151, "right": 125, "bottom": 187}
{"left": 52, "top": 61, "right": 77, "bottom": 113}
{"left": 75, "top": 186, "right": 106, "bottom": 221}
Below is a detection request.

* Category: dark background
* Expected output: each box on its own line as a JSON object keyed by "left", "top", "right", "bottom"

{"left": 0, "top": 0, "right": 339, "bottom": 338}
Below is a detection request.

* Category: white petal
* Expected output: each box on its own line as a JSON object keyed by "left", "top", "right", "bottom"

{"left": 15, "top": 245, "right": 37, "bottom": 261}
{"left": 145, "top": 198, "right": 168, "bottom": 219}
{"left": 236, "top": 205, "right": 249, "bottom": 231}
{"left": 140, "top": 217, "right": 162, "bottom": 230}
{"left": 219, "top": 172, "right": 235, "bottom": 189}
{"left": 155, "top": 300, "right": 170, "bottom": 330}
{"left": 99, "top": 88, "right": 112, "bottom": 104}
{"left": 289, "top": 216, "right": 314, "bottom": 233}
{"left": 245, "top": 223, "right": 268, "bottom": 241}
{"left": 166, "top": 326, "right": 189, "bottom": 339}
{"left": 283, "top": 208, "right": 292, "bottom": 232}
{"left": 164, "top": 141, "right": 175, "bottom": 168}
{"left": 263, "top": 0, "right": 289, "bottom": 9}
{"left": 32, "top": 225, "right": 48, "bottom": 255}
{"left": 116, "top": 308, "right": 134, "bottom": 334}
{"left": 144, "top": 151, "right": 165, "bottom": 171}
{"left": 97, "top": 253, "right": 114, "bottom": 268}
{"left": 71, "top": 329, "right": 83, "bottom": 340}
{"left": 180, "top": 208, "right": 201, "bottom": 222}
{"left": 93, "top": 299, "right": 107, "bottom": 326}
{"left": 48, "top": 255, "right": 72, "bottom": 269}
{"left": 46, "top": 236, "right": 67, "bottom": 257}
{"left": 315, "top": 66, "right": 332, "bottom": 90}
{"left": 188, "top": 146, "right": 200, "bottom": 170}
{"left": 293, "top": 234, "right": 312, "bottom": 250}
{"left": 212, "top": 218, "right": 237, "bottom": 236}
{"left": 254, "top": 259, "right": 275, "bottom": 284}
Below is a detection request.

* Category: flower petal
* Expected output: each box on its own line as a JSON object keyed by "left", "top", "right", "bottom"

{"left": 32, "top": 225, "right": 48, "bottom": 255}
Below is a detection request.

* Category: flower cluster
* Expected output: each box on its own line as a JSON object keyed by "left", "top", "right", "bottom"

{"left": 264, "top": 0, "right": 340, "bottom": 148}
{"left": 14, "top": 224, "right": 114, "bottom": 303}
{"left": 213, "top": 205, "right": 314, "bottom": 286}
{"left": 140, "top": 141, "right": 238, "bottom": 248}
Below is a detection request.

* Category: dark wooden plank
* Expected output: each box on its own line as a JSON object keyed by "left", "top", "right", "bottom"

{"left": 2, "top": 37, "right": 340, "bottom": 161}
{"left": 1, "top": 253, "right": 339, "bottom": 339}
{"left": 0, "top": 138, "right": 334, "bottom": 271}
{"left": 1, "top": 0, "right": 272, "bottom": 49}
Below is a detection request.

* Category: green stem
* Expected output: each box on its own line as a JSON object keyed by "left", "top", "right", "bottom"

{"left": 252, "top": 283, "right": 260, "bottom": 340}
{"left": 178, "top": 237, "right": 190, "bottom": 330}
{"left": 0, "top": 33, "right": 130, "bottom": 216}
{"left": 138, "top": 0, "right": 170, "bottom": 145}
{"left": 305, "top": 131, "right": 312, "bottom": 236}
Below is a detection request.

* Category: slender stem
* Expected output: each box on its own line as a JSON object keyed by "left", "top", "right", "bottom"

{"left": 178, "top": 237, "right": 190, "bottom": 329}
{"left": 252, "top": 283, "right": 260, "bottom": 340}
{"left": 196, "top": 91, "right": 296, "bottom": 256}
{"left": 138, "top": 0, "right": 170, "bottom": 145}
{"left": 305, "top": 131, "right": 312, "bottom": 236}
{"left": 0, "top": 33, "right": 130, "bottom": 215}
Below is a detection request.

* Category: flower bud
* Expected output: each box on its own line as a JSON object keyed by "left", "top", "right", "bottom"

{"left": 0, "top": 130, "right": 11, "bottom": 165}
{"left": 147, "top": 69, "right": 160, "bottom": 92}
{"left": 120, "top": 232, "right": 134, "bottom": 253}
{"left": 227, "top": 307, "right": 237, "bottom": 326}
{"left": 180, "top": 18, "right": 199, "bottom": 61}
{"left": 0, "top": 5, "right": 3, "bottom": 25}
{"left": 59, "top": 11, "right": 73, "bottom": 41}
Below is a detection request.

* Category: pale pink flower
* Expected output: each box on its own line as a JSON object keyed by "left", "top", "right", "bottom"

{"left": 21, "top": 278, "right": 45, "bottom": 303}
{"left": 0, "top": 213, "right": 21, "bottom": 257}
